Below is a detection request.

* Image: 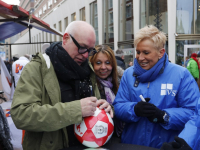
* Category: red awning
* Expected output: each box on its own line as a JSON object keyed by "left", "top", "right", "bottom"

{"left": 0, "top": 1, "right": 63, "bottom": 41}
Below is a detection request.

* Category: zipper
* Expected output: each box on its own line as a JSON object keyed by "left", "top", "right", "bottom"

{"left": 147, "top": 82, "right": 150, "bottom": 98}
{"left": 147, "top": 82, "right": 150, "bottom": 88}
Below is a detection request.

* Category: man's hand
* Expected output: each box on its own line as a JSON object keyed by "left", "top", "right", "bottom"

{"left": 96, "top": 99, "right": 113, "bottom": 118}
{"left": 160, "top": 136, "right": 192, "bottom": 150}
{"left": 80, "top": 97, "right": 97, "bottom": 117}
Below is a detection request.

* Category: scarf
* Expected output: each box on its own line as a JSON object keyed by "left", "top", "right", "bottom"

{"left": 191, "top": 53, "right": 200, "bottom": 69}
{"left": 97, "top": 77, "right": 115, "bottom": 104}
{"left": 45, "top": 42, "right": 91, "bottom": 99}
{"left": 133, "top": 53, "right": 168, "bottom": 83}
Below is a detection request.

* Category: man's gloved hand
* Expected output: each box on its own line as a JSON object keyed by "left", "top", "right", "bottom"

{"left": 147, "top": 106, "right": 165, "bottom": 123}
{"left": 160, "top": 136, "right": 192, "bottom": 150}
{"left": 134, "top": 101, "right": 156, "bottom": 117}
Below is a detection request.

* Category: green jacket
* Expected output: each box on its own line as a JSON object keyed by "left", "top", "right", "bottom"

{"left": 187, "top": 58, "right": 199, "bottom": 79}
{"left": 11, "top": 53, "right": 101, "bottom": 150}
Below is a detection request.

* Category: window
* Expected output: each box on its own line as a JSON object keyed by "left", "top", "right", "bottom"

{"left": 71, "top": 13, "right": 76, "bottom": 21}
{"left": 32, "top": 37, "right": 33, "bottom": 53}
{"left": 109, "top": 11, "right": 113, "bottom": 24}
{"left": 140, "top": 0, "right": 168, "bottom": 33}
{"left": 64, "top": 17, "right": 68, "bottom": 29}
{"left": 39, "top": 9, "right": 42, "bottom": 17}
{"left": 54, "top": 0, "right": 57, "bottom": 3}
{"left": 37, "top": 34, "right": 38, "bottom": 52}
{"left": 50, "top": 33, "right": 52, "bottom": 42}
{"left": 90, "top": 1, "right": 98, "bottom": 45}
{"left": 196, "top": 0, "right": 200, "bottom": 33}
{"left": 119, "top": 0, "right": 134, "bottom": 45}
{"left": 42, "top": 31, "right": 44, "bottom": 42}
{"left": 46, "top": 32, "right": 48, "bottom": 42}
{"left": 43, "top": 4, "right": 47, "bottom": 13}
{"left": 35, "top": 13, "right": 38, "bottom": 17}
{"left": 80, "top": 7, "right": 86, "bottom": 21}
{"left": 59, "top": 21, "right": 62, "bottom": 41}
{"left": 176, "top": 0, "right": 200, "bottom": 34}
{"left": 177, "top": 0, "right": 193, "bottom": 34}
{"left": 126, "top": 2, "right": 132, "bottom": 18}
{"left": 109, "top": 0, "right": 113, "bottom": 9}
{"left": 34, "top": 36, "right": 36, "bottom": 53}
{"left": 103, "top": 0, "right": 114, "bottom": 44}
{"left": 39, "top": 33, "right": 41, "bottom": 52}
{"left": 48, "top": 0, "right": 52, "bottom": 9}
{"left": 54, "top": 24, "right": 57, "bottom": 41}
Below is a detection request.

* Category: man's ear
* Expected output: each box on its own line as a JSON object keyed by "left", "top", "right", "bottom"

{"left": 159, "top": 48, "right": 165, "bottom": 59}
{"left": 63, "top": 33, "right": 70, "bottom": 45}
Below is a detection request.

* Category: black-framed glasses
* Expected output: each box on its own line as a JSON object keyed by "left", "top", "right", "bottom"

{"left": 69, "top": 34, "right": 97, "bottom": 56}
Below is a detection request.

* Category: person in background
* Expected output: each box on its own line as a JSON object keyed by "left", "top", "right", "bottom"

{"left": 12, "top": 54, "right": 30, "bottom": 88}
{"left": 117, "top": 66, "right": 124, "bottom": 83}
{"left": 11, "top": 21, "right": 113, "bottom": 150}
{"left": 113, "top": 25, "right": 198, "bottom": 149}
{"left": 89, "top": 45, "right": 118, "bottom": 104}
{"left": 128, "top": 61, "right": 133, "bottom": 67}
{"left": 160, "top": 98, "right": 200, "bottom": 150}
{"left": 89, "top": 45, "right": 124, "bottom": 138}
{"left": 187, "top": 53, "right": 200, "bottom": 82}
{"left": 12, "top": 57, "right": 19, "bottom": 62}
{"left": 6, "top": 59, "right": 12, "bottom": 74}
{"left": 115, "top": 49, "right": 125, "bottom": 70}
{"left": 185, "top": 56, "right": 189, "bottom": 67}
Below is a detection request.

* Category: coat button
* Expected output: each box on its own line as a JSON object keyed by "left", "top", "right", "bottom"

{"left": 50, "top": 141, "right": 53, "bottom": 144}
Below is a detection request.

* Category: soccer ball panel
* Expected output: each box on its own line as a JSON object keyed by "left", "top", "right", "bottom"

{"left": 84, "top": 116, "right": 98, "bottom": 129}
{"left": 107, "top": 112, "right": 114, "bottom": 125}
{"left": 93, "top": 107, "right": 101, "bottom": 116}
{"left": 92, "top": 121, "right": 108, "bottom": 138}
{"left": 104, "top": 132, "right": 113, "bottom": 145}
{"left": 74, "top": 121, "right": 87, "bottom": 137}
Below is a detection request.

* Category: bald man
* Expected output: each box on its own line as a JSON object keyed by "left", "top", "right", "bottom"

{"left": 11, "top": 21, "right": 113, "bottom": 150}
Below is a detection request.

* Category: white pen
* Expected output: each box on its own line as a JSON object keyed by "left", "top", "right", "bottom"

{"left": 139, "top": 95, "right": 146, "bottom": 102}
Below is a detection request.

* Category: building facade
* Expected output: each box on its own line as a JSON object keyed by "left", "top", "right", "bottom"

{"left": 10, "top": 0, "right": 200, "bottom": 67}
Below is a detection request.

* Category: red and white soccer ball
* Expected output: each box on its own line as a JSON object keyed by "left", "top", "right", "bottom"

{"left": 74, "top": 107, "right": 114, "bottom": 148}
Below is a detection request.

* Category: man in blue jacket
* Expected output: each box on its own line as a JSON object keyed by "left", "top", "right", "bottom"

{"left": 161, "top": 98, "right": 200, "bottom": 150}
{"left": 113, "top": 25, "right": 198, "bottom": 149}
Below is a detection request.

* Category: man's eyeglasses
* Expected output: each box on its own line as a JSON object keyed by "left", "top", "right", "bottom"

{"left": 69, "top": 34, "right": 97, "bottom": 56}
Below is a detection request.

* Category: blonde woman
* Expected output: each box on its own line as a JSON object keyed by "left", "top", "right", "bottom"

{"left": 113, "top": 25, "right": 198, "bottom": 148}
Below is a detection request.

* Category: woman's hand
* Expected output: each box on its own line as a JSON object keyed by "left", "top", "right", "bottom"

{"left": 96, "top": 99, "right": 113, "bottom": 118}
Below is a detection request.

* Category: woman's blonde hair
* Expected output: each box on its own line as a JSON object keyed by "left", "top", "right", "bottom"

{"left": 134, "top": 25, "right": 166, "bottom": 50}
{"left": 89, "top": 45, "right": 119, "bottom": 94}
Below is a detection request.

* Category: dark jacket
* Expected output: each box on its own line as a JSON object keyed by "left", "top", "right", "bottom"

{"left": 115, "top": 56, "right": 125, "bottom": 70}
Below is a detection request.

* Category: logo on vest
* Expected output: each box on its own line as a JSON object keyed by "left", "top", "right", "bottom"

{"left": 160, "top": 84, "right": 177, "bottom": 96}
{"left": 15, "top": 64, "right": 24, "bottom": 73}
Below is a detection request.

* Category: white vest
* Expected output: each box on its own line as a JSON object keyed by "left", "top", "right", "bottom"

{"left": 12, "top": 56, "right": 30, "bottom": 87}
